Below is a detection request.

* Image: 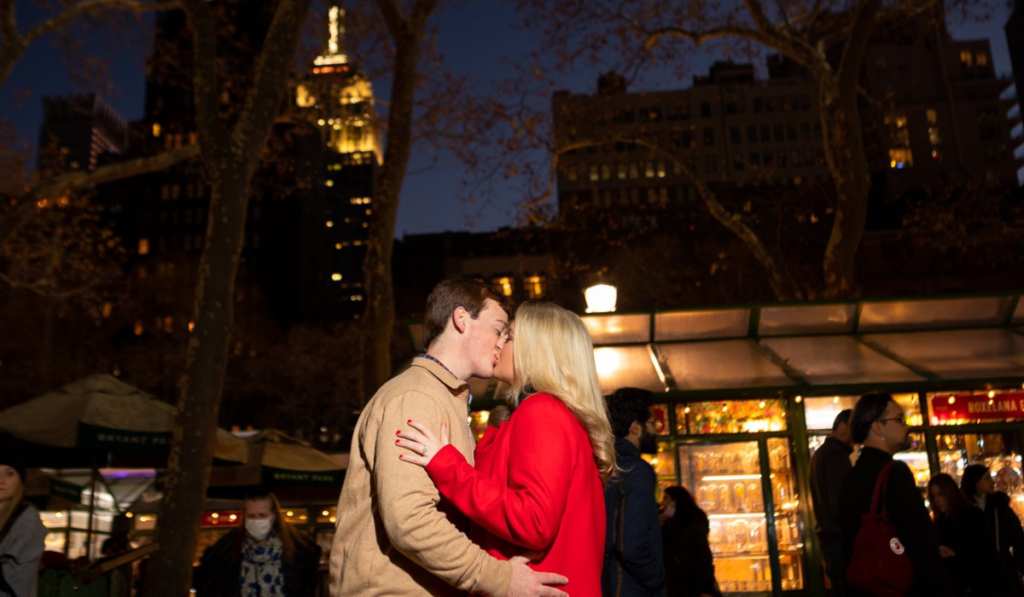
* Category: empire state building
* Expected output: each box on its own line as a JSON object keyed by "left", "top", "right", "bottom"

{"left": 296, "top": 4, "right": 381, "bottom": 318}
{"left": 296, "top": 5, "right": 382, "bottom": 163}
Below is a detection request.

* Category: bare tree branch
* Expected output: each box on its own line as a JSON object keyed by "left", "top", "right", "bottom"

{"left": 180, "top": 0, "right": 227, "bottom": 160}
{"left": 0, "top": 270, "right": 101, "bottom": 299}
{"left": 0, "top": 0, "right": 179, "bottom": 89}
{"left": 836, "top": 0, "right": 884, "bottom": 94}
{"left": 549, "top": 136, "right": 803, "bottom": 300}
{"left": 0, "top": 144, "right": 200, "bottom": 246}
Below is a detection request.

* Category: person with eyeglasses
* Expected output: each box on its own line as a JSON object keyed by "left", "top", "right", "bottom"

{"left": 839, "top": 393, "right": 952, "bottom": 596}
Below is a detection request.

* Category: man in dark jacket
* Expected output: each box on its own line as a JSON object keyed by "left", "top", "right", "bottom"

{"left": 809, "top": 409, "right": 852, "bottom": 596}
{"left": 839, "top": 393, "right": 951, "bottom": 597}
{"left": 603, "top": 388, "right": 666, "bottom": 597}
{"left": 193, "top": 489, "right": 321, "bottom": 596}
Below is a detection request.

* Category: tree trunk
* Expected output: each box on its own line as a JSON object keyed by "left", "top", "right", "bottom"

{"left": 819, "top": 0, "right": 882, "bottom": 297}
{"left": 143, "top": 165, "right": 250, "bottom": 596}
{"left": 361, "top": 0, "right": 436, "bottom": 396}
{"left": 142, "top": 0, "right": 312, "bottom": 593}
{"left": 820, "top": 89, "right": 871, "bottom": 297}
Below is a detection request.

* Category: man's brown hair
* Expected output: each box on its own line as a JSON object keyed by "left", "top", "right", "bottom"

{"left": 422, "top": 279, "right": 507, "bottom": 350}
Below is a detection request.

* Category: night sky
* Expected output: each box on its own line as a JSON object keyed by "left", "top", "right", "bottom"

{"left": 2, "top": 1, "right": 1017, "bottom": 238}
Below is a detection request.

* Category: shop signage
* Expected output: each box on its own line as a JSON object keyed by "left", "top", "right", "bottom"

{"left": 262, "top": 467, "right": 344, "bottom": 487}
{"left": 931, "top": 392, "right": 1024, "bottom": 422}
{"left": 78, "top": 423, "right": 171, "bottom": 451}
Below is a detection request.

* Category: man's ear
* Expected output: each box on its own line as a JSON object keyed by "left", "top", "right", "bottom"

{"left": 629, "top": 420, "right": 642, "bottom": 438}
{"left": 452, "top": 306, "right": 468, "bottom": 334}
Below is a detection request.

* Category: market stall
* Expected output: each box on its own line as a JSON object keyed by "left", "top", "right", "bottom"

{"left": 414, "top": 291, "right": 1024, "bottom": 597}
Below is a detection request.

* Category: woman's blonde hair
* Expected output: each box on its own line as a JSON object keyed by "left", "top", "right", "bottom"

{"left": 0, "top": 476, "right": 24, "bottom": 531}
{"left": 506, "top": 301, "right": 616, "bottom": 483}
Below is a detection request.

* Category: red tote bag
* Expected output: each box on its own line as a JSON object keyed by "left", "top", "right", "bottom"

{"left": 846, "top": 461, "right": 915, "bottom": 597}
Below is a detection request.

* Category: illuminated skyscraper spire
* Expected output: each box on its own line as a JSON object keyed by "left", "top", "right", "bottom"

{"left": 296, "top": 1, "right": 381, "bottom": 163}
{"left": 315, "top": 5, "right": 348, "bottom": 67}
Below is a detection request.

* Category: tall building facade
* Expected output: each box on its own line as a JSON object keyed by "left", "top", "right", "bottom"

{"left": 551, "top": 9, "right": 1023, "bottom": 301}
{"left": 554, "top": 10, "right": 1021, "bottom": 227}
{"left": 294, "top": 4, "right": 382, "bottom": 319}
{"left": 96, "top": 1, "right": 378, "bottom": 322}
{"left": 37, "top": 94, "right": 128, "bottom": 175}
{"left": 554, "top": 61, "right": 828, "bottom": 233}
{"left": 1006, "top": 0, "right": 1024, "bottom": 185}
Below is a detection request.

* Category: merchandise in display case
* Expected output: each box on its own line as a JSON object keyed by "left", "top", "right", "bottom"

{"left": 677, "top": 399, "right": 787, "bottom": 435}
{"left": 677, "top": 440, "right": 805, "bottom": 593}
{"left": 767, "top": 438, "right": 805, "bottom": 591}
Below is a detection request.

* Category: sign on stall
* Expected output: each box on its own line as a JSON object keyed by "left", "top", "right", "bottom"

{"left": 931, "top": 392, "right": 1024, "bottom": 422}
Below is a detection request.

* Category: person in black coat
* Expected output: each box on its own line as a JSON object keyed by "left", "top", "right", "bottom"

{"left": 660, "top": 486, "right": 721, "bottom": 597}
{"left": 928, "top": 473, "right": 1013, "bottom": 596}
{"left": 961, "top": 464, "right": 1024, "bottom": 595}
{"left": 809, "top": 409, "right": 853, "bottom": 597}
{"left": 603, "top": 388, "right": 666, "bottom": 597}
{"left": 193, "top": 489, "right": 321, "bottom": 597}
{"left": 839, "top": 393, "right": 951, "bottom": 597}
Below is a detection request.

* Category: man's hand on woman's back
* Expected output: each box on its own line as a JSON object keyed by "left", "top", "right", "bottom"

{"left": 505, "top": 555, "right": 568, "bottom": 597}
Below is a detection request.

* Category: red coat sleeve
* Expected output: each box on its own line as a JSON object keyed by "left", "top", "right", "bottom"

{"left": 425, "top": 395, "right": 575, "bottom": 551}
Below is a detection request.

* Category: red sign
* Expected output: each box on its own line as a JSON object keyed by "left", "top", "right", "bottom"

{"left": 931, "top": 392, "right": 1024, "bottom": 422}
{"left": 200, "top": 510, "right": 242, "bottom": 528}
{"left": 652, "top": 404, "right": 669, "bottom": 435}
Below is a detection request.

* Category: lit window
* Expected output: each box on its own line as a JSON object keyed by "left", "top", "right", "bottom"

{"left": 335, "top": 243, "right": 342, "bottom": 249}
{"left": 152, "top": 123, "right": 161, "bottom": 138}
{"left": 960, "top": 50, "right": 972, "bottom": 67}
{"left": 888, "top": 148, "right": 914, "bottom": 169}
{"left": 524, "top": 275, "right": 545, "bottom": 299}
{"left": 331, "top": 273, "right": 342, "bottom": 281}
{"left": 326, "top": 221, "right": 334, "bottom": 228}
{"left": 138, "top": 238, "right": 150, "bottom": 255}
{"left": 976, "top": 52, "right": 988, "bottom": 66}
{"left": 325, "top": 180, "right": 334, "bottom": 187}
{"left": 926, "top": 109, "right": 938, "bottom": 125}
{"left": 296, "top": 84, "right": 315, "bottom": 108}
{"left": 493, "top": 276, "right": 514, "bottom": 297}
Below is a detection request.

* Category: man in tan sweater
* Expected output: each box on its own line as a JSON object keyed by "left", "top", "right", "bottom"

{"left": 330, "top": 279, "right": 568, "bottom": 597}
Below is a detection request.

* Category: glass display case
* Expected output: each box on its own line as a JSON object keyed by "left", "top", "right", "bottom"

{"left": 677, "top": 439, "right": 805, "bottom": 593}
{"left": 768, "top": 438, "right": 805, "bottom": 591}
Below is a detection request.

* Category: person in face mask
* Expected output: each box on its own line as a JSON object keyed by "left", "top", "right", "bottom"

{"left": 660, "top": 486, "right": 722, "bottom": 597}
{"left": 193, "top": 489, "right": 321, "bottom": 596}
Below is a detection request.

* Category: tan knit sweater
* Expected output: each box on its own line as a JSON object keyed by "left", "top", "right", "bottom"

{"left": 330, "top": 357, "right": 512, "bottom": 596}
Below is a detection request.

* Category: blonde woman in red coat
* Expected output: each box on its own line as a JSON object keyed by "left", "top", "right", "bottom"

{"left": 398, "top": 301, "right": 617, "bottom": 596}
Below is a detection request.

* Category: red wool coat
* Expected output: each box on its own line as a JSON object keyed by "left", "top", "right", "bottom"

{"left": 425, "top": 392, "right": 607, "bottom": 596}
